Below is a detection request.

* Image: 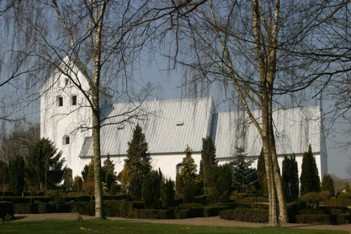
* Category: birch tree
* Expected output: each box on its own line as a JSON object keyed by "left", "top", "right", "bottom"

{"left": 162, "top": 0, "right": 333, "bottom": 226}
{"left": 0, "top": 0, "right": 158, "bottom": 218}
{"left": 165, "top": 0, "right": 286, "bottom": 226}
{"left": 0, "top": 0, "right": 210, "bottom": 218}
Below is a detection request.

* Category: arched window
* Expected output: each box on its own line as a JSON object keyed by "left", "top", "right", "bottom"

{"left": 63, "top": 135, "right": 70, "bottom": 145}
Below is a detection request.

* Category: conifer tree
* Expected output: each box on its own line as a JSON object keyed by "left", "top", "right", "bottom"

{"left": 200, "top": 136, "right": 217, "bottom": 196}
{"left": 214, "top": 164, "right": 232, "bottom": 202}
{"left": 119, "top": 124, "right": 151, "bottom": 200}
{"left": 231, "top": 148, "right": 257, "bottom": 193}
{"left": 8, "top": 155, "right": 25, "bottom": 196}
{"left": 256, "top": 149, "right": 267, "bottom": 197}
{"left": 26, "top": 138, "right": 66, "bottom": 191}
{"left": 73, "top": 176, "right": 83, "bottom": 193}
{"left": 177, "top": 146, "right": 199, "bottom": 202}
{"left": 282, "top": 155, "right": 299, "bottom": 201}
{"left": 63, "top": 168, "right": 74, "bottom": 192}
{"left": 81, "top": 164, "right": 90, "bottom": 182}
{"left": 321, "top": 174, "right": 335, "bottom": 197}
{"left": 344, "top": 182, "right": 351, "bottom": 193}
{"left": 87, "top": 159, "right": 95, "bottom": 182}
{"left": 0, "top": 160, "right": 8, "bottom": 194}
{"left": 102, "top": 155, "right": 117, "bottom": 192}
{"left": 142, "top": 170, "right": 162, "bottom": 209}
{"left": 200, "top": 137, "right": 216, "bottom": 166}
{"left": 300, "top": 145, "right": 320, "bottom": 195}
{"left": 160, "top": 178, "right": 175, "bottom": 208}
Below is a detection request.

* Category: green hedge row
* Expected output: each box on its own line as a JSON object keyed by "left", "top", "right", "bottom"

{"left": 0, "top": 202, "right": 14, "bottom": 218}
{"left": 296, "top": 214, "right": 350, "bottom": 225}
{"left": 13, "top": 201, "right": 231, "bottom": 219}
{"left": 220, "top": 208, "right": 268, "bottom": 223}
{"left": 293, "top": 206, "right": 351, "bottom": 225}
{"left": 14, "top": 203, "right": 72, "bottom": 214}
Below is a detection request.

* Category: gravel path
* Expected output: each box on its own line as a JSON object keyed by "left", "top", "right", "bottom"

{"left": 13, "top": 213, "right": 351, "bottom": 233}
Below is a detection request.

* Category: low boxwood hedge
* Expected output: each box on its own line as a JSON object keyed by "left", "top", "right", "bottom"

{"left": 0, "top": 202, "right": 14, "bottom": 218}
{"left": 295, "top": 206, "right": 351, "bottom": 225}
{"left": 220, "top": 208, "right": 268, "bottom": 223}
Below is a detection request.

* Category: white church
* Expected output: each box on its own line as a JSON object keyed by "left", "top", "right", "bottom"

{"left": 40, "top": 59, "right": 328, "bottom": 181}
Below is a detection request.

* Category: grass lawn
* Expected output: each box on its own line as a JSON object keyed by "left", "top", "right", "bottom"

{"left": 0, "top": 220, "right": 348, "bottom": 234}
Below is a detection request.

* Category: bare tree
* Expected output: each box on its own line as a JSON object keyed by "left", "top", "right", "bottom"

{"left": 158, "top": 0, "right": 337, "bottom": 226}
{"left": 0, "top": 0, "right": 160, "bottom": 218}
{"left": 0, "top": 0, "right": 214, "bottom": 219}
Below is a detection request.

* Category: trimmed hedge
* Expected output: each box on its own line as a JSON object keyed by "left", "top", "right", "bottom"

{"left": 220, "top": 208, "right": 268, "bottom": 223}
{"left": 71, "top": 202, "right": 95, "bottom": 216}
{"left": 103, "top": 200, "right": 133, "bottom": 217}
{"left": 0, "top": 202, "right": 14, "bottom": 218}
{"left": 175, "top": 207, "right": 203, "bottom": 219}
{"left": 14, "top": 202, "right": 72, "bottom": 214}
{"left": 295, "top": 206, "right": 351, "bottom": 225}
{"left": 296, "top": 214, "right": 345, "bottom": 225}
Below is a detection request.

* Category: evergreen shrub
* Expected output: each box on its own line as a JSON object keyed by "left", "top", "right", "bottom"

{"left": 103, "top": 200, "right": 133, "bottom": 217}
{"left": 294, "top": 206, "right": 351, "bottom": 224}
{"left": 175, "top": 207, "right": 203, "bottom": 219}
{"left": 295, "top": 214, "right": 338, "bottom": 224}
{"left": 71, "top": 202, "right": 95, "bottom": 216}
{"left": 0, "top": 202, "right": 14, "bottom": 218}
{"left": 203, "top": 204, "right": 231, "bottom": 217}
{"left": 14, "top": 203, "right": 39, "bottom": 214}
{"left": 220, "top": 208, "right": 268, "bottom": 223}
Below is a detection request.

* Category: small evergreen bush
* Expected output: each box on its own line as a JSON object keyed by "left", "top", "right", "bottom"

{"left": 0, "top": 202, "right": 14, "bottom": 219}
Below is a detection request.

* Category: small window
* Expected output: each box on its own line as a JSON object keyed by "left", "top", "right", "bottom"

{"left": 65, "top": 78, "right": 69, "bottom": 86}
{"left": 57, "top": 96, "right": 63, "bottom": 106}
{"left": 71, "top": 95, "right": 77, "bottom": 105}
{"left": 63, "top": 135, "right": 70, "bottom": 145}
{"left": 176, "top": 121, "right": 184, "bottom": 126}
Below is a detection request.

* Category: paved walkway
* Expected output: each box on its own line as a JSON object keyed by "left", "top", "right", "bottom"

{"left": 13, "top": 213, "right": 351, "bottom": 233}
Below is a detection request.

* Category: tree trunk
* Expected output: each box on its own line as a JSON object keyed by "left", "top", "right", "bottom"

{"left": 92, "top": 95, "right": 103, "bottom": 218}
{"left": 262, "top": 94, "right": 279, "bottom": 227}
{"left": 269, "top": 119, "right": 288, "bottom": 223}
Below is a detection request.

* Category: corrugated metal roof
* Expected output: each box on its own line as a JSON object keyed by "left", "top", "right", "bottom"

{"left": 79, "top": 96, "right": 215, "bottom": 157}
{"left": 215, "top": 106, "right": 322, "bottom": 158}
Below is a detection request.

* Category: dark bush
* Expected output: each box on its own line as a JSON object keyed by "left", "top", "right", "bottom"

{"left": 103, "top": 200, "right": 133, "bottom": 217}
{"left": 203, "top": 204, "right": 230, "bottom": 217}
{"left": 160, "top": 179, "right": 175, "bottom": 208}
{"left": 0, "top": 202, "right": 14, "bottom": 218}
{"left": 293, "top": 206, "right": 351, "bottom": 225}
{"left": 220, "top": 208, "right": 268, "bottom": 223}
{"left": 142, "top": 170, "right": 162, "bottom": 209}
{"left": 296, "top": 214, "right": 337, "bottom": 224}
{"left": 38, "top": 203, "right": 72, "bottom": 213}
{"left": 175, "top": 207, "right": 203, "bottom": 219}
{"left": 71, "top": 202, "right": 95, "bottom": 216}
{"left": 14, "top": 203, "right": 39, "bottom": 214}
